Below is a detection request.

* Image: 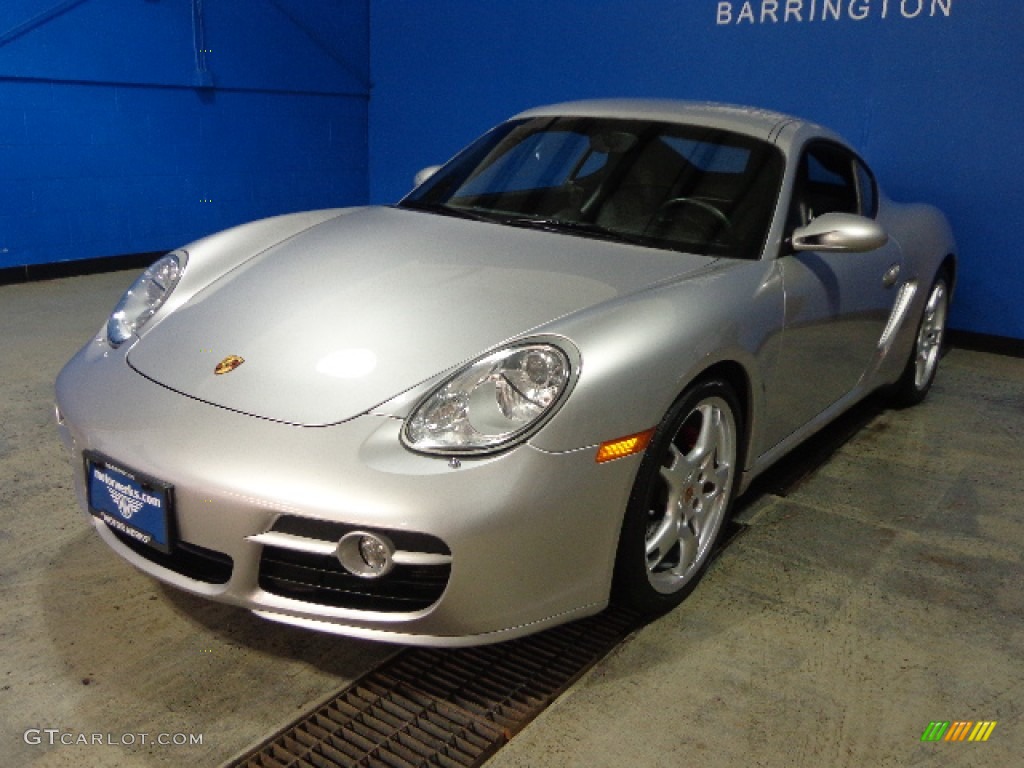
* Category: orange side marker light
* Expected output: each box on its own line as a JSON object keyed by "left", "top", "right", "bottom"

{"left": 596, "top": 428, "right": 655, "bottom": 464}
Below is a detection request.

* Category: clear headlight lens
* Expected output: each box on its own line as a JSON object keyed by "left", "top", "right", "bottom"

{"left": 107, "top": 251, "right": 185, "bottom": 346}
{"left": 403, "top": 343, "right": 572, "bottom": 454}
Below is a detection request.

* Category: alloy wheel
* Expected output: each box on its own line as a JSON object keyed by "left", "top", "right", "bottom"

{"left": 644, "top": 396, "right": 737, "bottom": 594}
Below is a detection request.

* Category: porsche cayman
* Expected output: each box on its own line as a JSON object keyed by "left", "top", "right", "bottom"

{"left": 55, "top": 100, "right": 956, "bottom": 645}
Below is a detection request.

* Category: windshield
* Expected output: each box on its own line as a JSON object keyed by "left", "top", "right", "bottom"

{"left": 401, "top": 116, "right": 784, "bottom": 258}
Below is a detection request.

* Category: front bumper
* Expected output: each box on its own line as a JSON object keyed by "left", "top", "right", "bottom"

{"left": 55, "top": 337, "right": 641, "bottom": 645}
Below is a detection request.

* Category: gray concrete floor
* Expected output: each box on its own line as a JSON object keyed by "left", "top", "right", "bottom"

{"left": 1, "top": 271, "right": 1021, "bottom": 767}
{"left": 0, "top": 272, "right": 396, "bottom": 767}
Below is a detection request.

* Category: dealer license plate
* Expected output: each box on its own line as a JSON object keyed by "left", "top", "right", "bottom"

{"left": 86, "top": 453, "right": 174, "bottom": 554}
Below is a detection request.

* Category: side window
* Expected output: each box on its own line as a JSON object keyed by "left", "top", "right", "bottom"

{"left": 791, "top": 142, "right": 859, "bottom": 227}
{"left": 855, "top": 159, "right": 878, "bottom": 218}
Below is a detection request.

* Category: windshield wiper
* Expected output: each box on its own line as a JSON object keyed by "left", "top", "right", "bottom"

{"left": 500, "top": 216, "right": 652, "bottom": 246}
{"left": 404, "top": 205, "right": 658, "bottom": 249}
{"left": 399, "top": 201, "right": 498, "bottom": 223}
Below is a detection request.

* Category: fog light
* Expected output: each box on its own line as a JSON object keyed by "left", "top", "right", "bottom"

{"left": 336, "top": 532, "right": 394, "bottom": 579}
{"left": 359, "top": 537, "right": 388, "bottom": 571}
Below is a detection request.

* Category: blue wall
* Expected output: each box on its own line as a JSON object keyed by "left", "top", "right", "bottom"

{"left": 2, "top": 1, "right": 1021, "bottom": 339}
{"left": 369, "top": 0, "right": 1024, "bottom": 339}
{"left": 0, "top": 0, "right": 369, "bottom": 269}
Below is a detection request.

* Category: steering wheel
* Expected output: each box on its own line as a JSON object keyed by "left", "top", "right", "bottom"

{"left": 653, "top": 197, "right": 733, "bottom": 244}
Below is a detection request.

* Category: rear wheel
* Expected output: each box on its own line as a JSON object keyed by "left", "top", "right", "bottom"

{"left": 612, "top": 380, "right": 741, "bottom": 615}
{"left": 892, "top": 276, "right": 949, "bottom": 407}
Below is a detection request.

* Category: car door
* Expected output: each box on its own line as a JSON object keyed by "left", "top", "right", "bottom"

{"left": 766, "top": 141, "right": 903, "bottom": 442}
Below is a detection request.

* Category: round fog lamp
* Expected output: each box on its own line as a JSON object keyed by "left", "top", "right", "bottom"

{"left": 360, "top": 537, "right": 388, "bottom": 571}
{"left": 336, "top": 532, "right": 394, "bottom": 579}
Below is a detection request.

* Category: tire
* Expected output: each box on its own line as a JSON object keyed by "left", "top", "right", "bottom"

{"left": 891, "top": 275, "right": 949, "bottom": 408}
{"left": 612, "top": 379, "right": 741, "bottom": 615}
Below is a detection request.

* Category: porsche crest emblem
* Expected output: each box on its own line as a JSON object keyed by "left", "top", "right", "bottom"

{"left": 214, "top": 355, "right": 245, "bottom": 375}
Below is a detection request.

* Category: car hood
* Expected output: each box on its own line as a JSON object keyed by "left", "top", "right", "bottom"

{"left": 128, "top": 206, "right": 715, "bottom": 425}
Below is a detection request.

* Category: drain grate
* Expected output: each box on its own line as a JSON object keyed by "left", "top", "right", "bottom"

{"left": 224, "top": 523, "right": 754, "bottom": 768}
{"left": 224, "top": 607, "right": 641, "bottom": 768}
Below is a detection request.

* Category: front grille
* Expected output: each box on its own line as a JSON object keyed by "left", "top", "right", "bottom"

{"left": 259, "top": 548, "right": 450, "bottom": 612}
{"left": 271, "top": 515, "right": 451, "bottom": 555}
{"left": 108, "top": 527, "right": 233, "bottom": 584}
{"left": 258, "top": 516, "right": 451, "bottom": 613}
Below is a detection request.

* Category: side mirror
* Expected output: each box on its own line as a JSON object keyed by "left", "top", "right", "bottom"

{"left": 413, "top": 165, "right": 442, "bottom": 188}
{"left": 791, "top": 212, "right": 888, "bottom": 253}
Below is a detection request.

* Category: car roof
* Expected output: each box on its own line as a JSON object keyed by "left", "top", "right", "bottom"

{"left": 514, "top": 99, "right": 840, "bottom": 148}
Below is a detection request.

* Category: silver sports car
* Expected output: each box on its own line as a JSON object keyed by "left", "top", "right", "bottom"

{"left": 56, "top": 100, "right": 956, "bottom": 645}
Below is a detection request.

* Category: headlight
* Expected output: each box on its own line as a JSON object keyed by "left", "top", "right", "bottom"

{"left": 403, "top": 343, "right": 573, "bottom": 454}
{"left": 107, "top": 251, "right": 185, "bottom": 346}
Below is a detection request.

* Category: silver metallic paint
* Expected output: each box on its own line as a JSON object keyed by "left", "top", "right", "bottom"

{"left": 55, "top": 100, "right": 956, "bottom": 644}
{"left": 128, "top": 207, "right": 714, "bottom": 427}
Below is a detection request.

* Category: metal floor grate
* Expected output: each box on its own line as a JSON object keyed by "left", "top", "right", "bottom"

{"left": 223, "top": 516, "right": 758, "bottom": 768}
{"left": 224, "top": 607, "right": 641, "bottom": 768}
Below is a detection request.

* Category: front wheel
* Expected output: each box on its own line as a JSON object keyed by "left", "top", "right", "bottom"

{"left": 612, "top": 380, "right": 741, "bottom": 615}
{"left": 891, "top": 276, "right": 949, "bottom": 407}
